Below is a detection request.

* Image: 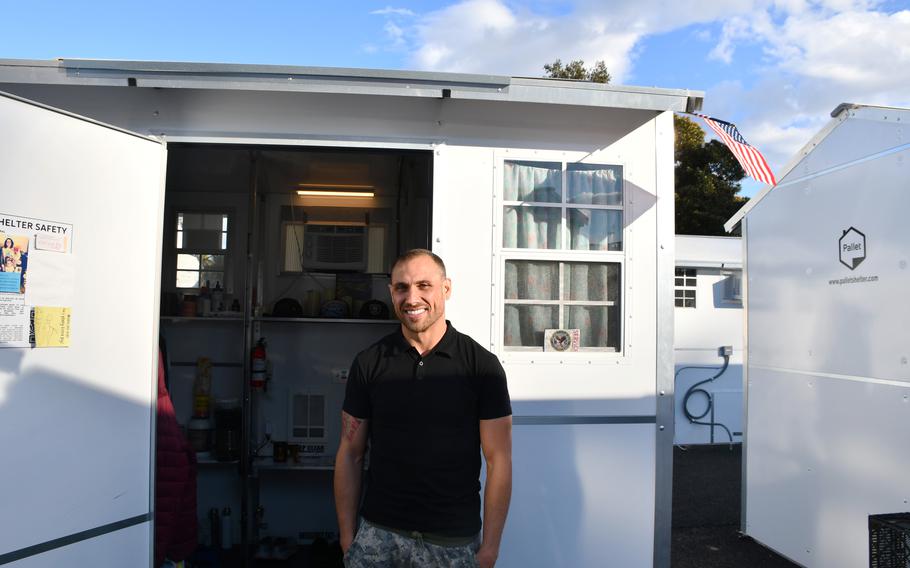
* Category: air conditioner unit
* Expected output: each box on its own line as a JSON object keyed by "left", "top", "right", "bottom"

{"left": 301, "top": 223, "right": 368, "bottom": 272}
{"left": 722, "top": 269, "right": 743, "bottom": 302}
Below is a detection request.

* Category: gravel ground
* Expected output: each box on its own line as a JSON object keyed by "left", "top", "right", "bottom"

{"left": 671, "top": 444, "right": 801, "bottom": 568}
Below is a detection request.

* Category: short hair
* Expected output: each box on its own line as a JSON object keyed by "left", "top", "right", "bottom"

{"left": 390, "top": 249, "right": 447, "bottom": 277}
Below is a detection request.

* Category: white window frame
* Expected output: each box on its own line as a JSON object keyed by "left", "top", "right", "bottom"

{"left": 674, "top": 267, "right": 697, "bottom": 308}
{"left": 492, "top": 151, "right": 629, "bottom": 361}
{"left": 175, "top": 209, "right": 231, "bottom": 291}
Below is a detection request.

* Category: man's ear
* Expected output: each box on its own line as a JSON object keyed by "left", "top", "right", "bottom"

{"left": 443, "top": 278, "right": 452, "bottom": 300}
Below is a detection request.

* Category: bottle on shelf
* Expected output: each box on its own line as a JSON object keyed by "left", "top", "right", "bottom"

{"left": 211, "top": 281, "right": 224, "bottom": 312}
{"left": 190, "top": 358, "right": 214, "bottom": 455}
{"left": 198, "top": 280, "right": 211, "bottom": 316}
{"left": 221, "top": 506, "right": 233, "bottom": 550}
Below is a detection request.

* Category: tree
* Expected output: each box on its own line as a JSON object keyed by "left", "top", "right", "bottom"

{"left": 674, "top": 114, "right": 747, "bottom": 236}
{"left": 543, "top": 59, "right": 611, "bottom": 84}
{"left": 543, "top": 60, "right": 747, "bottom": 235}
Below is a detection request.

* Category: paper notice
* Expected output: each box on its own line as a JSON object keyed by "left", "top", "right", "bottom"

{"left": 0, "top": 295, "right": 30, "bottom": 347}
{"left": 33, "top": 307, "right": 71, "bottom": 348}
{"left": 35, "top": 233, "right": 68, "bottom": 253}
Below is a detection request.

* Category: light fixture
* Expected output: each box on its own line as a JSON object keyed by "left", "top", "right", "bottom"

{"left": 296, "top": 183, "right": 375, "bottom": 198}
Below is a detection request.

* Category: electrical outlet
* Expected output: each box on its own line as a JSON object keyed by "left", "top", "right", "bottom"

{"left": 719, "top": 345, "right": 733, "bottom": 357}
{"left": 331, "top": 369, "right": 349, "bottom": 383}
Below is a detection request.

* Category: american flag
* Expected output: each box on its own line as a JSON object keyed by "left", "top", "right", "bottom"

{"left": 693, "top": 114, "right": 776, "bottom": 186}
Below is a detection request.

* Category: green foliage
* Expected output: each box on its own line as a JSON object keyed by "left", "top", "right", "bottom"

{"left": 544, "top": 59, "right": 611, "bottom": 84}
{"left": 674, "top": 115, "right": 747, "bottom": 236}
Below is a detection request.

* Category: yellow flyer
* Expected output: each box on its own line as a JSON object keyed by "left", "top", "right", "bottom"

{"left": 33, "top": 306, "right": 71, "bottom": 347}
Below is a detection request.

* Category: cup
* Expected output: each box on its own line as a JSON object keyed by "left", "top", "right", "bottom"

{"left": 287, "top": 443, "right": 300, "bottom": 463}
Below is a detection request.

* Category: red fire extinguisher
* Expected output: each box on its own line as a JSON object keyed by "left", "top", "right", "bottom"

{"left": 251, "top": 338, "right": 267, "bottom": 390}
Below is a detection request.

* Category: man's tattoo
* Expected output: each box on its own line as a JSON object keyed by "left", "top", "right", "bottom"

{"left": 343, "top": 414, "right": 364, "bottom": 443}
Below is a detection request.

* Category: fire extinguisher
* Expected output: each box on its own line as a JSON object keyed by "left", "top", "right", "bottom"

{"left": 251, "top": 338, "right": 267, "bottom": 390}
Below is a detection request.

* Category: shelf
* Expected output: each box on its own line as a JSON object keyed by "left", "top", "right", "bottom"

{"left": 255, "top": 456, "right": 336, "bottom": 471}
{"left": 161, "top": 316, "right": 245, "bottom": 322}
{"left": 197, "top": 456, "right": 240, "bottom": 466}
{"left": 255, "top": 317, "right": 398, "bottom": 325}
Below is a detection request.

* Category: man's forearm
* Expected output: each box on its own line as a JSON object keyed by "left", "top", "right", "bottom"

{"left": 481, "top": 457, "right": 512, "bottom": 553}
{"left": 333, "top": 451, "right": 364, "bottom": 549}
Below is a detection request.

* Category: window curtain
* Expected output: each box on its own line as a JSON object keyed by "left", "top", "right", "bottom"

{"left": 563, "top": 263, "right": 619, "bottom": 348}
{"left": 566, "top": 167, "right": 623, "bottom": 251}
{"left": 504, "top": 260, "right": 558, "bottom": 347}
{"left": 503, "top": 161, "right": 561, "bottom": 249}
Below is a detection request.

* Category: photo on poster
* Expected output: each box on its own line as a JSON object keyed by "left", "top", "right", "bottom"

{"left": 0, "top": 233, "right": 28, "bottom": 294}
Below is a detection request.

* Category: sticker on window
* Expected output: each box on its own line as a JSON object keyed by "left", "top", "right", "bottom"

{"left": 544, "top": 328, "right": 580, "bottom": 352}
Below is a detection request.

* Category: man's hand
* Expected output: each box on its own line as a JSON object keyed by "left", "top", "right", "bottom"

{"left": 476, "top": 543, "right": 499, "bottom": 568}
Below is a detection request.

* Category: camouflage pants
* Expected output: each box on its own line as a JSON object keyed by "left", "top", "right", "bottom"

{"left": 344, "top": 519, "right": 481, "bottom": 568}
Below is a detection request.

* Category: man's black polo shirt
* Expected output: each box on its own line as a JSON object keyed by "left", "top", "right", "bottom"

{"left": 343, "top": 321, "right": 511, "bottom": 537}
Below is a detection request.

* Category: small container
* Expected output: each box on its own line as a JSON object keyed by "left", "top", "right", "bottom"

{"left": 273, "top": 441, "right": 287, "bottom": 463}
{"left": 187, "top": 418, "right": 212, "bottom": 453}
{"left": 214, "top": 399, "right": 241, "bottom": 462}
{"left": 221, "top": 506, "right": 233, "bottom": 550}
{"left": 180, "top": 296, "right": 197, "bottom": 317}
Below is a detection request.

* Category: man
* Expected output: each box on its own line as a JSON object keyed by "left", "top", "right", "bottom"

{"left": 334, "top": 249, "right": 512, "bottom": 568}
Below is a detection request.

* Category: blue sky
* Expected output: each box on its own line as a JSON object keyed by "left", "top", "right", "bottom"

{"left": 2, "top": 0, "right": 908, "bottom": 197}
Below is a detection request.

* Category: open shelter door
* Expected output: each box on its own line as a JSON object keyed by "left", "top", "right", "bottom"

{"left": 0, "top": 92, "right": 166, "bottom": 567}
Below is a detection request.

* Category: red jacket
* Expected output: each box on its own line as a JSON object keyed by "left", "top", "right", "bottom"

{"left": 155, "top": 349, "right": 197, "bottom": 565}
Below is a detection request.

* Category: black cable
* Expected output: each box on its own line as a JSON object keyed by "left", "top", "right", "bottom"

{"left": 677, "top": 356, "right": 734, "bottom": 445}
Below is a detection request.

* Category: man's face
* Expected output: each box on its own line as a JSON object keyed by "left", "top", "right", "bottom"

{"left": 389, "top": 255, "right": 451, "bottom": 334}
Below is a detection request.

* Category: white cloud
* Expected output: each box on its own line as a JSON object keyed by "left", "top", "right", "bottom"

{"left": 371, "top": 7, "right": 416, "bottom": 17}
{"left": 384, "top": 21, "right": 406, "bottom": 48}
{"left": 368, "top": 0, "right": 909, "bottom": 183}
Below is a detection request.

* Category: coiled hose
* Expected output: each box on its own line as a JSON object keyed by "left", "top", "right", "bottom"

{"left": 677, "top": 355, "right": 734, "bottom": 445}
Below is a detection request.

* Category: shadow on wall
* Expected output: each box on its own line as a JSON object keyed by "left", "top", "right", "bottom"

{"left": 712, "top": 278, "right": 743, "bottom": 310}
{"left": 0, "top": 348, "right": 152, "bottom": 560}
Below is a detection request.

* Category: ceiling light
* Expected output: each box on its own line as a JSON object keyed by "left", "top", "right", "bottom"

{"left": 296, "top": 190, "right": 375, "bottom": 198}
{"left": 296, "top": 183, "right": 375, "bottom": 198}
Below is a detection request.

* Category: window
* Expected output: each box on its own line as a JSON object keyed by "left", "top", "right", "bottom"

{"left": 675, "top": 268, "right": 696, "bottom": 308}
{"left": 176, "top": 212, "right": 229, "bottom": 289}
{"left": 500, "top": 160, "right": 624, "bottom": 352}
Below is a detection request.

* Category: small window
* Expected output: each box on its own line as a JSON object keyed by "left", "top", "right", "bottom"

{"left": 503, "top": 260, "right": 621, "bottom": 351}
{"left": 675, "top": 268, "right": 697, "bottom": 308}
{"left": 176, "top": 212, "right": 229, "bottom": 289}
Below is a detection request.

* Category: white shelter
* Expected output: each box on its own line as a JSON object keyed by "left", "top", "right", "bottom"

{"left": 726, "top": 104, "right": 910, "bottom": 568}
{"left": 0, "top": 58, "right": 703, "bottom": 567}
{"left": 673, "top": 235, "right": 743, "bottom": 446}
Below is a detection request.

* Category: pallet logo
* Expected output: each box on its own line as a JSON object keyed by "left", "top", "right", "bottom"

{"left": 839, "top": 227, "right": 866, "bottom": 270}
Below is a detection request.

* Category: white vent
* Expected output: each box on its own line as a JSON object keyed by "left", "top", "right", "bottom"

{"left": 289, "top": 393, "right": 326, "bottom": 441}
